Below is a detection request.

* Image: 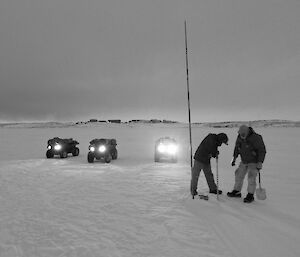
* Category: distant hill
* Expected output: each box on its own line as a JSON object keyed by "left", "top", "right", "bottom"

{"left": 0, "top": 122, "right": 74, "bottom": 128}
{"left": 0, "top": 119, "right": 299, "bottom": 128}
{"left": 198, "top": 120, "right": 300, "bottom": 128}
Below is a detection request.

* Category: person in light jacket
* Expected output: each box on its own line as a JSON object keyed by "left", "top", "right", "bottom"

{"left": 227, "top": 125, "right": 266, "bottom": 203}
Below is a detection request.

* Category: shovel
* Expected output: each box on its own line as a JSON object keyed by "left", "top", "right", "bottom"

{"left": 216, "top": 156, "right": 219, "bottom": 200}
{"left": 256, "top": 170, "right": 266, "bottom": 200}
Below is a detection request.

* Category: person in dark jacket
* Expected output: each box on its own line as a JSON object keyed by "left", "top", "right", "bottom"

{"left": 227, "top": 125, "right": 266, "bottom": 203}
{"left": 190, "top": 133, "right": 228, "bottom": 196}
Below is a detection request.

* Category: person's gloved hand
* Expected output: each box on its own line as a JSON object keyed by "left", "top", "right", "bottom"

{"left": 231, "top": 157, "right": 236, "bottom": 166}
{"left": 257, "top": 162, "right": 263, "bottom": 170}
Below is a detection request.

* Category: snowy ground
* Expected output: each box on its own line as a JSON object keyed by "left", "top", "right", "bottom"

{"left": 0, "top": 124, "right": 300, "bottom": 257}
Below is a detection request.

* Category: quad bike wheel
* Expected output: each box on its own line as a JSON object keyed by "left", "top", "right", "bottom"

{"left": 46, "top": 150, "right": 54, "bottom": 159}
{"left": 87, "top": 152, "right": 94, "bottom": 163}
{"left": 111, "top": 149, "right": 118, "bottom": 160}
{"left": 154, "top": 153, "right": 160, "bottom": 162}
{"left": 72, "top": 147, "right": 80, "bottom": 156}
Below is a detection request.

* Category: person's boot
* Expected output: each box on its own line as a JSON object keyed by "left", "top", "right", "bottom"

{"left": 209, "top": 189, "right": 223, "bottom": 195}
{"left": 243, "top": 193, "right": 254, "bottom": 203}
{"left": 227, "top": 190, "right": 242, "bottom": 198}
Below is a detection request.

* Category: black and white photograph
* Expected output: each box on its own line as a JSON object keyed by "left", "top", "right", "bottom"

{"left": 0, "top": 0, "right": 299, "bottom": 256}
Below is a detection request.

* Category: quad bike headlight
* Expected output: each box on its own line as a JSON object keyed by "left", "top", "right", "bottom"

{"left": 90, "top": 146, "right": 95, "bottom": 152}
{"left": 157, "top": 144, "right": 166, "bottom": 153}
{"left": 47, "top": 145, "right": 52, "bottom": 150}
{"left": 157, "top": 143, "right": 178, "bottom": 155}
{"left": 99, "top": 145, "right": 106, "bottom": 153}
{"left": 54, "top": 144, "right": 62, "bottom": 151}
{"left": 167, "top": 144, "right": 178, "bottom": 155}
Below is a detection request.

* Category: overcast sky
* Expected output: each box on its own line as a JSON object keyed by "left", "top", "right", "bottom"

{"left": 0, "top": 0, "right": 299, "bottom": 122}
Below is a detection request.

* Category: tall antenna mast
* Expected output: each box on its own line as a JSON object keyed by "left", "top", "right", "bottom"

{"left": 184, "top": 20, "right": 193, "bottom": 169}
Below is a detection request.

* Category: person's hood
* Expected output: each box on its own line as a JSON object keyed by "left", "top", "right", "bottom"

{"left": 238, "top": 126, "right": 255, "bottom": 139}
{"left": 248, "top": 127, "right": 255, "bottom": 136}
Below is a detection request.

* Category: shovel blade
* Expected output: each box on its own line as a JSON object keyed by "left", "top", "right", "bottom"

{"left": 256, "top": 188, "right": 267, "bottom": 200}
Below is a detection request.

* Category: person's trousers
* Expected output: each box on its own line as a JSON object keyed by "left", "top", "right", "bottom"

{"left": 233, "top": 162, "right": 258, "bottom": 194}
{"left": 190, "top": 160, "right": 217, "bottom": 194}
